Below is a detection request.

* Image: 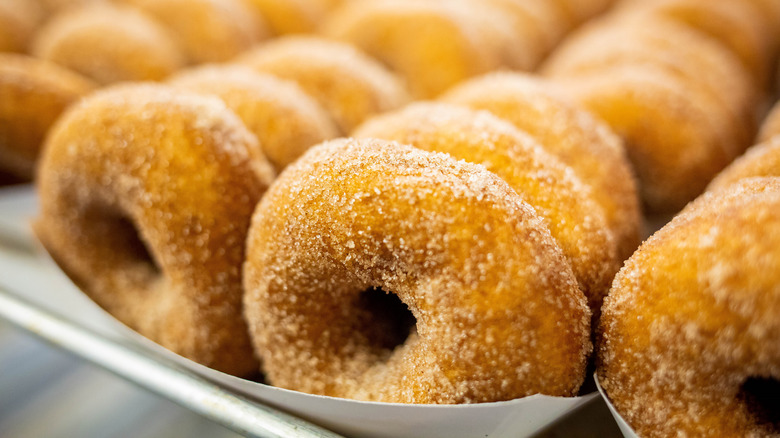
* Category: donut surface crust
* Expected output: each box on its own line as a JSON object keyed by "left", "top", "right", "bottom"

{"left": 36, "top": 84, "right": 274, "bottom": 376}
{"left": 244, "top": 138, "right": 591, "bottom": 403}
{"left": 598, "top": 177, "right": 780, "bottom": 437}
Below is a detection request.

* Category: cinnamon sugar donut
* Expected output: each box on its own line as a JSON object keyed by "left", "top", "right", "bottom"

{"left": 440, "top": 72, "right": 641, "bottom": 260}
{"left": 35, "top": 84, "right": 274, "bottom": 376}
{"left": 244, "top": 138, "right": 591, "bottom": 403}
{"left": 0, "top": 0, "right": 43, "bottom": 53}
{"left": 598, "top": 177, "right": 780, "bottom": 437}
{"left": 32, "top": 4, "right": 185, "bottom": 84}
{"left": 618, "top": 0, "right": 774, "bottom": 84}
{"left": 354, "top": 103, "right": 618, "bottom": 317}
{"left": 560, "top": 65, "right": 737, "bottom": 212}
{"left": 541, "top": 18, "right": 759, "bottom": 140}
{"left": 708, "top": 138, "right": 780, "bottom": 193}
{"left": 0, "top": 53, "right": 95, "bottom": 180}
{"left": 323, "top": 0, "right": 507, "bottom": 98}
{"left": 124, "top": 0, "right": 268, "bottom": 64}
{"left": 168, "top": 65, "right": 338, "bottom": 172}
{"left": 237, "top": 36, "right": 409, "bottom": 133}
{"left": 242, "top": 0, "right": 333, "bottom": 35}
{"left": 758, "top": 101, "right": 780, "bottom": 144}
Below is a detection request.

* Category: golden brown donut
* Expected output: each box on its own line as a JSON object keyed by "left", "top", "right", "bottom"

{"left": 541, "top": 18, "right": 759, "bottom": 141}
{"left": 560, "top": 65, "right": 737, "bottom": 213}
{"left": 168, "top": 65, "right": 338, "bottom": 173}
{"left": 35, "top": 84, "right": 275, "bottom": 376}
{"left": 0, "top": 53, "right": 95, "bottom": 180}
{"left": 354, "top": 102, "right": 618, "bottom": 317}
{"left": 124, "top": 0, "right": 268, "bottom": 64}
{"left": 32, "top": 4, "right": 186, "bottom": 85}
{"left": 323, "top": 0, "right": 507, "bottom": 98}
{"left": 440, "top": 72, "right": 641, "bottom": 260}
{"left": 242, "top": 0, "right": 334, "bottom": 35}
{"left": 244, "top": 138, "right": 591, "bottom": 403}
{"left": 708, "top": 138, "right": 780, "bottom": 193}
{"left": 598, "top": 177, "right": 780, "bottom": 437}
{"left": 758, "top": 101, "right": 780, "bottom": 144}
{"left": 618, "top": 0, "right": 774, "bottom": 85}
{"left": 236, "top": 36, "right": 410, "bottom": 134}
{"left": 0, "top": 0, "right": 44, "bottom": 53}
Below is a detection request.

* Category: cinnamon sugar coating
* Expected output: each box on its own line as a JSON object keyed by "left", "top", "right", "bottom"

{"left": 244, "top": 138, "right": 591, "bottom": 403}
{"left": 0, "top": 53, "right": 95, "bottom": 180}
{"left": 598, "top": 178, "right": 780, "bottom": 437}
{"left": 32, "top": 3, "right": 186, "bottom": 85}
{"left": 122, "top": 0, "right": 268, "bottom": 64}
{"left": 354, "top": 102, "right": 618, "bottom": 318}
{"left": 35, "top": 84, "right": 273, "bottom": 376}
{"left": 440, "top": 72, "right": 641, "bottom": 260}
{"left": 708, "top": 138, "right": 780, "bottom": 193}
{"left": 169, "top": 65, "right": 338, "bottom": 173}
{"left": 758, "top": 101, "right": 780, "bottom": 144}
{"left": 237, "top": 36, "right": 410, "bottom": 133}
{"left": 323, "top": 0, "right": 507, "bottom": 98}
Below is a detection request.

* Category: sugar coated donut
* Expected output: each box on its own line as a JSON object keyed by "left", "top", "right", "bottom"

{"left": 169, "top": 65, "right": 338, "bottom": 173}
{"left": 441, "top": 72, "right": 641, "bottom": 260}
{"left": 35, "top": 84, "right": 275, "bottom": 376}
{"left": 323, "top": 0, "right": 505, "bottom": 98}
{"left": 0, "top": 0, "right": 43, "bottom": 53}
{"left": 598, "top": 177, "right": 780, "bottom": 437}
{"left": 242, "top": 0, "right": 332, "bottom": 35}
{"left": 32, "top": 4, "right": 186, "bottom": 85}
{"left": 561, "top": 65, "right": 736, "bottom": 212}
{"left": 124, "top": 0, "right": 268, "bottom": 64}
{"left": 758, "top": 101, "right": 780, "bottom": 144}
{"left": 541, "top": 18, "right": 759, "bottom": 140}
{"left": 618, "top": 0, "right": 774, "bottom": 85}
{"left": 0, "top": 53, "right": 95, "bottom": 180}
{"left": 708, "top": 138, "right": 780, "bottom": 193}
{"left": 237, "top": 36, "right": 409, "bottom": 133}
{"left": 244, "top": 138, "right": 591, "bottom": 403}
{"left": 354, "top": 102, "right": 618, "bottom": 317}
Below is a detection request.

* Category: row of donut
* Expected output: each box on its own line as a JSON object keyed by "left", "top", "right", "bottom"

{"left": 537, "top": 0, "right": 780, "bottom": 213}
{"left": 33, "top": 79, "right": 604, "bottom": 403}
{"left": 598, "top": 113, "right": 780, "bottom": 436}
{"left": 0, "top": 0, "right": 614, "bottom": 91}
{"left": 0, "top": 36, "right": 410, "bottom": 180}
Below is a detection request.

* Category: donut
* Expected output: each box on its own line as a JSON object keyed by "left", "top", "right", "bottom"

{"left": 541, "top": 18, "right": 759, "bottom": 139}
{"left": 322, "top": 0, "right": 507, "bottom": 98}
{"left": 0, "top": 53, "right": 95, "bottom": 180}
{"left": 0, "top": 0, "right": 44, "bottom": 53}
{"left": 559, "top": 65, "right": 737, "bottom": 212}
{"left": 243, "top": 138, "right": 591, "bottom": 403}
{"left": 236, "top": 36, "right": 410, "bottom": 133}
{"left": 353, "top": 102, "right": 618, "bottom": 317}
{"left": 482, "top": 0, "right": 570, "bottom": 59}
{"left": 550, "top": 0, "right": 615, "bottom": 25}
{"left": 168, "top": 65, "right": 338, "bottom": 173}
{"left": 123, "top": 0, "right": 268, "bottom": 64}
{"left": 758, "top": 101, "right": 780, "bottom": 144}
{"left": 598, "top": 177, "right": 780, "bottom": 437}
{"left": 617, "top": 0, "right": 774, "bottom": 85}
{"left": 35, "top": 84, "right": 275, "bottom": 376}
{"left": 242, "top": 0, "right": 333, "bottom": 35}
{"left": 440, "top": 72, "right": 641, "bottom": 260}
{"left": 708, "top": 137, "right": 780, "bottom": 193}
{"left": 31, "top": 4, "right": 186, "bottom": 85}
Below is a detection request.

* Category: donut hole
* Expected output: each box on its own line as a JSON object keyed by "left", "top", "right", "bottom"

{"left": 109, "top": 215, "right": 161, "bottom": 276}
{"left": 357, "top": 287, "right": 417, "bottom": 351}
{"left": 739, "top": 376, "right": 780, "bottom": 432}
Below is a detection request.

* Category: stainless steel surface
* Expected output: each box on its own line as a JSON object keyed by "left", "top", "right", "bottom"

{"left": 0, "top": 287, "right": 343, "bottom": 438}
